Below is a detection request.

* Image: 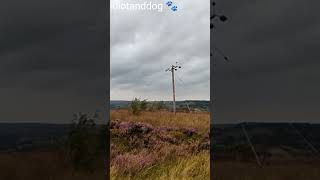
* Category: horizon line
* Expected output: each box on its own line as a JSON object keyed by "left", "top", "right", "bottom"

{"left": 110, "top": 99, "right": 210, "bottom": 101}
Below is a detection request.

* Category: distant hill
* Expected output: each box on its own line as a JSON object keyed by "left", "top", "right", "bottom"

{"left": 0, "top": 123, "right": 69, "bottom": 152}
{"left": 110, "top": 100, "right": 131, "bottom": 109}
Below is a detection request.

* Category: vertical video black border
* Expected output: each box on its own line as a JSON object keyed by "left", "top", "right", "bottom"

{"left": 105, "top": 0, "right": 110, "bottom": 179}
{"left": 209, "top": 36, "right": 214, "bottom": 180}
{"left": 209, "top": 1, "right": 214, "bottom": 179}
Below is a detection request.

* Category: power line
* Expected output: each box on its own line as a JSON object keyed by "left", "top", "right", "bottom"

{"left": 241, "top": 123, "right": 262, "bottom": 166}
{"left": 175, "top": 74, "right": 192, "bottom": 112}
{"left": 212, "top": 45, "right": 231, "bottom": 63}
{"left": 288, "top": 123, "right": 319, "bottom": 155}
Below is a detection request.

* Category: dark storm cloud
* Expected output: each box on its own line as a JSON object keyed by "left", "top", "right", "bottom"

{"left": 0, "top": 0, "right": 107, "bottom": 123}
{"left": 213, "top": 0, "right": 320, "bottom": 123}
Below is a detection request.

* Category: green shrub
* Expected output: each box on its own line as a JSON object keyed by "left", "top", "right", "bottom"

{"left": 65, "top": 112, "right": 102, "bottom": 172}
{"left": 129, "top": 98, "right": 148, "bottom": 115}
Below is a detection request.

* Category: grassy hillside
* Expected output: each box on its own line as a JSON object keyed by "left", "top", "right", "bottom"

{"left": 0, "top": 152, "right": 105, "bottom": 180}
{"left": 110, "top": 110, "right": 210, "bottom": 179}
{"left": 111, "top": 110, "right": 209, "bottom": 133}
{"left": 213, "top": 161, "right": 320, "bottom": 180}
{"left": 111, "top": 152, "right": 209, "bottom": 180}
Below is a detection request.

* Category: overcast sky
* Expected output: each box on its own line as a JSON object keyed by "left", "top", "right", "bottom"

{"left": 0, "top": 0, "right": 319, "bottom": 123}
{"left": 0, "top": 0, "right": 107, "bottom": 123}
{"left": 110, "top": 0, "right": 210, "bottom": 101}
{"left": 214, "top": 0, "right": 320, "bottom": 123}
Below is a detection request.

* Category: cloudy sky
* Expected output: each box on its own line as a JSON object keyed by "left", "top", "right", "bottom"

{"left": 0, "top": 0, "right": 319, "bottom": 123}
{"left": 0, "top": 0, "right": 107, "bottom": 123}
{"left": 213, "top": 0, "right": 320, "bottom": 123}
{"left": 110, "top": 0, "right": 210, "bottom": 101}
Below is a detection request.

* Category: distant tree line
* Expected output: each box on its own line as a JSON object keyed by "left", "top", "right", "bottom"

{"left": 128, "top": 98, "right": 209, "bottom": 115}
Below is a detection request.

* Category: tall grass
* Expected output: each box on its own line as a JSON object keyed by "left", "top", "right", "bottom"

{"left": 111, "top": 152, "right": 210, "bottom": 180}
{"left": 110, "top": 110, "right": 209, "bottom": 134}
{"left": 110, "top": 110, "right": 210, "bottom": 179}
{"left": 0, "top": 152, "right": 105, "bottom": 180}
{"left": 213, "top": 161, "right": 320, "bottom": 180}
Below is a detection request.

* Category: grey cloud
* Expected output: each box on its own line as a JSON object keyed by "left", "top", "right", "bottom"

{"left": 213, "top": 0, "right": 320, "bottom": 123}
{"left": 0, "top": 0, "right": 107, "bottom": 123}
{"left": 111, "top": 0, "right": 210, "bottom": 100}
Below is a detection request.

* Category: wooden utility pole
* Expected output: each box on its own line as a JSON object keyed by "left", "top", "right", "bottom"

{"left": 166, "top": 62, "right": 181, "bottom": 114}
{"left": 171, "top": 65, "right": 176, "bottom": 114}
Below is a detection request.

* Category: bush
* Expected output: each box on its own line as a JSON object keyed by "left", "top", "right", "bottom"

{"left": 65, "top": 112, "right": 102, "bottom": 172}
{"left": 129, "top": 98, "right": 148, "bottom": 115}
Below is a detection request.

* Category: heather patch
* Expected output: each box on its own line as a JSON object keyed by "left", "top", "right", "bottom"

{"left": 110, "top": 119, "right": 209, "bottom": 176}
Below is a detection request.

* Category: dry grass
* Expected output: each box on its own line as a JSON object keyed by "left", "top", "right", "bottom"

{"left": 0, "top": 152, "right": 105, "bottom": 180}
{"left": 110, "top": 110, "right": 210, "bottom": 179}
{"left": 110, "top": 110, "right": 209, "bottom": 134}
{"left": 111, "top": 151, "right": 210, "bottom": 180}
{"left": 213, "top": 161, "right": 320, "bottom": 180}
